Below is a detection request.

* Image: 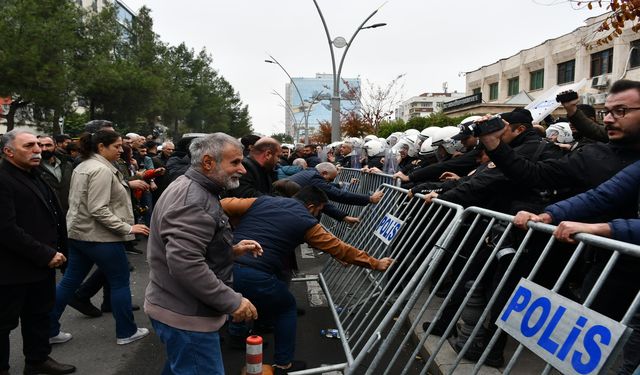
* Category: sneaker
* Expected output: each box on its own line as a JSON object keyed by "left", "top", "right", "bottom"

{"left": 49, "top": 332, "right": 73, "bottom": 344}
{"left": 116, "top": 328, "right": 149, "bottom": 345}
{"left": 273, "top": 360, "right": 307, "bottom": 375}
{"left": 68, "top": 295, "right": 102, "bottom": 318}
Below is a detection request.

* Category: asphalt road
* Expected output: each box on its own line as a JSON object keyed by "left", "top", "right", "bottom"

{"left": 8, "top": 241, "right": 346, "bottom": 375}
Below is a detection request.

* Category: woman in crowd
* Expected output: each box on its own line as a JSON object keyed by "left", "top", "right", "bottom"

{"left": 50, "top": 130, "right": 150, "bottom": 345}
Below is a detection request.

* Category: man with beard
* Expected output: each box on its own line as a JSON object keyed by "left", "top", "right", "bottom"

{"left": 226, "top": 137, "right": 282, "bottom": 198}
{"left": 0, "top": 130, "right": 75, "bottom": 375}
{"left": 37, "top": 136, "right": 73, "bottom": 213}
{"left": 144, "top": 133, "right": 260, "bottom": 374}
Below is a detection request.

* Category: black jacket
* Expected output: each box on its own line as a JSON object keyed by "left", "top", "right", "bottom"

{"left": 408, "top": 149, "right": 480, "bottom": 185}
{"left": 225, "top": 157, "right": 276, "bottom": 198}
{"left": 166, "top": 152, "right": 191, "bottom": 185}
{"left": 439, "top": 130, "right": 565, "bottom": 213}
{"left": 0, "top": 160, "right": 67, "bottom": 285}
{"left": 38, "top": 158, "right": 73, "bottom": 213}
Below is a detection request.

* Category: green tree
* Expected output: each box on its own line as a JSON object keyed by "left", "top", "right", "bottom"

{"left": 0, "top": 0, "right": 83, "bottom": 131}
{"left": 271, "top": 133, "right": 294, "bottom": 143}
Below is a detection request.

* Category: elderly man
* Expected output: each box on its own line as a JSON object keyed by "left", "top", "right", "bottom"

{"left": 288, "top": 162, "right": 383, "bottom": 224}
{"left": 145, "top": 133, "right": 261, "bottom": 374}
{"left": 226, "top": 137, "right": 282, "bottom": 198}
{"left": 0, "top": 130, "right": 75, "bottom": 375}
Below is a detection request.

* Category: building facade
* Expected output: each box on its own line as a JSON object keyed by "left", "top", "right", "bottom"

{"left": 445, "top": 12, "right": 640, "bottom": 117}
{"left": 284, "top": 73, "right": 361, "bottom": 140}
{"left": 395, "top": 92, "right": 465, "bottom": 122}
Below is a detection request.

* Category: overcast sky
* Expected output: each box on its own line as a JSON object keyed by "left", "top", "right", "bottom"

{"left": 124, "top": 0, "right": 605, "bottom": 135}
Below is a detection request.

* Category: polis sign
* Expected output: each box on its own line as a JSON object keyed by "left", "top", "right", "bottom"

{"left": 497, "top": 278, "right": 629, "bottom": 375}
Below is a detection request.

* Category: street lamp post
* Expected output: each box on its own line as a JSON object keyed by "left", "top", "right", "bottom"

{"left": 271, "top": 90, "right": 301, "bottom": 142}
{"left": 311, "top": 0, "right": 386, "bottom": 142}
{"left": 265, "top": 56, "right": 311, "bottom": 144}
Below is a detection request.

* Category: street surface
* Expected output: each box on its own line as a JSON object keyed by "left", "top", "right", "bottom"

{"left": 8, "top": 241, "right": 346, "bottom": 375}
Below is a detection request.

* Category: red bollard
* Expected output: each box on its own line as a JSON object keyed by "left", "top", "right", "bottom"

{"left": 246, "top": 335, "right": 263, "bottom": 375}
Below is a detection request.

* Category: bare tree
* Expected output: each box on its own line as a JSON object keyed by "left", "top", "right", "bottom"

{"left": 567, "top": 0, "right": 640, "bottom": 48}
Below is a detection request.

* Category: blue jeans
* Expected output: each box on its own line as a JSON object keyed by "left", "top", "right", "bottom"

{"left": 150, "top": 318, "right": 224, "bottom": 375}
{"left": 51, "top": 239, "right": 137, "bottom": 339}
{"left": 229, "top": 265, "right": 297, "bottom": 366}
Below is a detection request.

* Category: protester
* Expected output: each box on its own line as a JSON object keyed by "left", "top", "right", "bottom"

{"left": 222, "top": 186, "right": 393, "bottom": 374}
{"left": 50, "top": 130, "right": 150, "bottom": 346}
{"left": 0, "top": 129, "right": 76, "bottom": 375}
{"left": 226, "top": 137, "right": 281, "bottom": 198}
{"left": 145, "top": 133, "right": 260, "bottom": 374}
{"left": 288, "top": 162, "right": 383, "bottom": 224}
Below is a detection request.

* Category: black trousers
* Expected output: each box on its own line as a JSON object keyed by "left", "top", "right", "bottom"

{"left": 0, "top": 274, "right": 55, "bottom": 370}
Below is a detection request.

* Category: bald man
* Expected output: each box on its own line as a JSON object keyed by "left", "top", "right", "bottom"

{"left": 225, "top": 137, "right": 282, "bottom": 198}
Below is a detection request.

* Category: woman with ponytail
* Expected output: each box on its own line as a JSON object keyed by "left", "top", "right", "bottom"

{"left": 50, "top": 130, "right": 150, "bottom": 346}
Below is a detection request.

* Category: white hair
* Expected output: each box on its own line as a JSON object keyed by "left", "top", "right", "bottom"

{"left": 292, "top": 158, "right": 307, "bottom": 168}
{"left": 2, "top": 129, "right": 35, "bottom": 151}
{"left": 189, "top": 133, "right": 242, "bottom": 169}
{"left": 315, "top": 162, "right": 337, "bottom": 175}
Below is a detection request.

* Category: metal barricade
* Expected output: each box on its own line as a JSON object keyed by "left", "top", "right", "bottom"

{"left": 347, "top": 204, "right": 640, "bottom": 375}
{"left": 293, "top": 184, "right": 465, "bottom": 374}
{"left": 319, "top": 168, "right": 399, "bottom": 239}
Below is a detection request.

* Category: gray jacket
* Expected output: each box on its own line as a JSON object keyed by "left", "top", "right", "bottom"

{"left": 144, "top": 168, "right": 242, "bottom": 332}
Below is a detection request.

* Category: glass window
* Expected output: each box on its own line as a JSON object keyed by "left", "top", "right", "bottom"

{"left": 557, "top": 60, "right": 575, "bottom": 85}
{"left": 530, "top": 69, "right": 544, "bottom": 91}
{"left": 590, "top": 48, "right": 613, "bottom": 77}
{"left": 489, "top": 83, "right": 499, "bottom": 101}
{"left": 631, "top": 40, "right": 640, "bottom": 69}
{"left": 472, "top": 87, "right": 481, "bottom": 95}
{"left": 508, "top": 77, "right": 519, "bottom": 96}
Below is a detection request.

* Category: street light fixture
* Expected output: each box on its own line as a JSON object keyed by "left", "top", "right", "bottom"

{"left": 271, "top": 90, "right": 301, "bottom": 142}
{"left": 311, "top": 0, "right": 387, "bottom": 142}
{"left": 265, "top": 56, "right": 311, "bottom": 143}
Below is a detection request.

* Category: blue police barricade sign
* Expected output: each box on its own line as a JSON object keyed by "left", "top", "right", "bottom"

{"left": 373, "top": 213, "right": 403, "bottom": 245}
{"left": 497, "top": 278, "right": 629, "bottom": 375}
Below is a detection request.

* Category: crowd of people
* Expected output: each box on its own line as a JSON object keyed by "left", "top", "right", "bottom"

{"left": 1, "top": 79, "right": 639, "bottom": 375}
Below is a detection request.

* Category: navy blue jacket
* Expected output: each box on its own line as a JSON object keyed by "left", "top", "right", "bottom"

{"left": 233, "top": 196, "right": 317, "bottom": 280}
{"left": 545, "top": 159, "right": 640, "bottom": 245}
{"left": 287, "top": 169, "right": 370, "bottom": 219}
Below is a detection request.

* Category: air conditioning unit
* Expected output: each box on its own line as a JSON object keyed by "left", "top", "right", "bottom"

{"left": 591, "top": 75, "right": 609, "bottom": 88}
{"left": 581, "top": 93, "right": 607, "bottom": 106}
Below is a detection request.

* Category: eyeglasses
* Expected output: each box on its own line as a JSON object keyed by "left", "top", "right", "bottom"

{"left": 598, "top": 107, "right": 640, "bottom": 119}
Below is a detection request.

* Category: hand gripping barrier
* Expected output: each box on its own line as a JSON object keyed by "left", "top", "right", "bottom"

{"left": 343, "top": 204, "right": 640, "bottom": 375}
{"left": 291, "top": 184, "right": 465, "bottom": 374}
{"left": 319, "top": 168, "right": 400, "bottom": 239}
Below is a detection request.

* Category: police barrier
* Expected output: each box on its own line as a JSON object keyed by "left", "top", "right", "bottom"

{"left": 291, "top": 184, "right": 464, "bottom": 375}
{"left": 345, "top": 203, "right": 640, "bottom": 375}
{"left": 319, "top": 168, "right": 400, "bottom": 239}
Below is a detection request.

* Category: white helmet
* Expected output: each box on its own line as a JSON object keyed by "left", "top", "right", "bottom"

{"left": 386, "top": 132, "right": 403, "bottom": 147}
{"left": 347, "top": 137, "right": 364, "bottom": 148}
{"left": 327, "top": 141, "right": 343, "bottom": 150}
{"left": 419, "top": 126, "right": 441, "bottom": 141}
{"left": 281, "top": 143, "right": 295, "bottom": 150}
{"left": 433, "top": 126, "right": 465, "bottom": 156}
{"left": 404, "top": 128, "right": 420, "bottom": 137}
{"left": 419, "top": 138, "right": 436, "bottom": 156}
{"left": 392, "top": 134, "right": 419, "bottom": 158}
{"left": 363, "top": 134, "right": 378, "bottom": 143}
{"left": 546, "top": 122, "right": 573, "bottom": 144}
{"left": 363, "top": 139, "right": 385, "bottom": 157}
{"left": 459, "top": 115, "right": 483, "bottom": 126}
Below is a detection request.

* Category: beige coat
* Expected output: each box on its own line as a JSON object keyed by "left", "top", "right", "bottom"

{"left": 67, "top": 154, "right": 134, "bottom": 242}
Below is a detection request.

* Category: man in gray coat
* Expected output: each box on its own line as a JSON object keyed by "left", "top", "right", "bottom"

{"left": 145, "top": 133, "right": 261, "bottom": 374}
